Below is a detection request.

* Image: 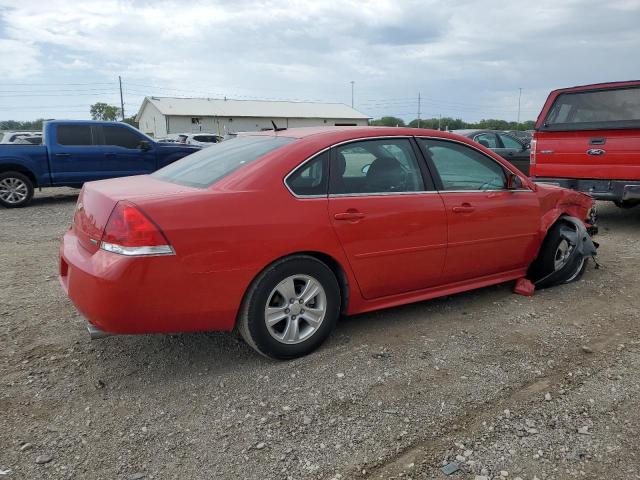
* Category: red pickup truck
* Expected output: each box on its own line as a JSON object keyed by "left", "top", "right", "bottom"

{"left": 531, "top": 80, "right": 640, "bottom": 208}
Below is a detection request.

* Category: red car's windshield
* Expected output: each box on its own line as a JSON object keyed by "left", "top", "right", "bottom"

{"left": 153, "top": 135, "right": 295, "bottom": 188}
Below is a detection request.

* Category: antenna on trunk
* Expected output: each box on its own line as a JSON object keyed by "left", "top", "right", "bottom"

{"left": 271, "top": 120, "right": 287, "bottom": 132}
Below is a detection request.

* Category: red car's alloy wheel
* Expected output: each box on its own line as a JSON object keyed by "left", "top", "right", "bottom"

{"left": 264, "top": 274, "right": 328, "bottom": 345}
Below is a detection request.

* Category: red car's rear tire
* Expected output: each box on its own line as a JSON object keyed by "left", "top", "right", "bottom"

{"left": 237, "top": 255, "right": 341, "bottom": 359}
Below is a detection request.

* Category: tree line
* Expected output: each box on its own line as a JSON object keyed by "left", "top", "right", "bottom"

{"left": 2, "top": 105, "right": 535, "bottom": 132}
{"left": 370, "top": 116, "right": 536, "bottom": 131}
{"left": 0, "top": 102, "right": 138, "bottom": 131}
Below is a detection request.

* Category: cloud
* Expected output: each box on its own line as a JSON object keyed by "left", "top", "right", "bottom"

{"left": 0, "top": 39, "right": 41, "bottom": 79}
{"left": 0, "top": 0, "right": 639, "bottom": 121}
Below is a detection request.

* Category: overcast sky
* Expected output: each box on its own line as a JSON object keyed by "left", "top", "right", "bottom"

{"left": 1, "top": 0, "right": 639, "bottom": 123}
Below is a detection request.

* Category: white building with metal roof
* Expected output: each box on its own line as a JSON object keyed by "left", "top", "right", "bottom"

{"left": 136, "top": 96, "right": 369, "bottom": 138}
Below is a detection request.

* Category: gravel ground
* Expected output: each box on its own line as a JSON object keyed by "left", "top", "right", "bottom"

{"left": 1, "top": 188, "right": 640, "bottom": 480}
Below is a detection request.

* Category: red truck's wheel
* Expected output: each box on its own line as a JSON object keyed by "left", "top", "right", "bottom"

{"left": 0, "top": 171, "right": 34, "bottom": 208}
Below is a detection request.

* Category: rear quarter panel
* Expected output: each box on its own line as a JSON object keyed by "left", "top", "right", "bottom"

{"left": 137, "top": 187, "right": 351, "bottom": 330}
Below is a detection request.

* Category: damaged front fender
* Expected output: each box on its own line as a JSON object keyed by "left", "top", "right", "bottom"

{"left": 533, "top": 215, "right": 598, "bottom": 287}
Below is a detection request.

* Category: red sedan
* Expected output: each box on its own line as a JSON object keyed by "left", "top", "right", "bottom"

{"left": 59, "top": 127, "right": 597, "bottom": 359}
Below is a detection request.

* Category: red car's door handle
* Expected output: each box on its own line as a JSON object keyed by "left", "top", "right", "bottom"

{"left": 334, "top": 211, "right": 365, "bottom": 221}
{"left": 452, "top": 203, "right": 475, "bottom": 214}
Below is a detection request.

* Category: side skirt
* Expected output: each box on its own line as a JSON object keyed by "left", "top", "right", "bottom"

{"left": 348, "top": 268, "right": 528, "bottom": 316}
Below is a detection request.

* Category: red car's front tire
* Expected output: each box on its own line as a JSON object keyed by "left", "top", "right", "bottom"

{"left": 530, "top": 222, "right": 588, "bottom": 288}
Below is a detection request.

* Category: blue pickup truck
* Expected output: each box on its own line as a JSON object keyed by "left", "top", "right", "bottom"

{"left": 0, "top": 120, "right": 200, "bottom": 207}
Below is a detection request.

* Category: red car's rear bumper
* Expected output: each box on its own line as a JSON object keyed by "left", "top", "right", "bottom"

{"left": 59, "top": 229, "right": 247, "bottom": 336}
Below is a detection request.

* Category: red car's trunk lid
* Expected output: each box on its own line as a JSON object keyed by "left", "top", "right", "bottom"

{"left": 72, "top": 175, "right": 201, "bottom": 253}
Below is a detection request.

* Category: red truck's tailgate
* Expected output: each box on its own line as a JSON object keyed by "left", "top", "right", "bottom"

{"left": 533, "top": 129, "right": 640, "bottom": 180}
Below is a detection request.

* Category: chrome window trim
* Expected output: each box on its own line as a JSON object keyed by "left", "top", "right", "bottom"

{"left": 283, "top": 136, "right": 423, "bottom": 199}
{"left": 283, "top": 135, "right": 533, "bottom": 199}
{"left": 329, "top": 191, "right": 440, "bottom": 198}
{"left": 437, "top": 189, "right": 534, "bottom": 194}
{"left": 415, "top": 136, "right": 533, "bottom": 192}
{"left": 283, "top": 145, "right": 332, "bottom": 199}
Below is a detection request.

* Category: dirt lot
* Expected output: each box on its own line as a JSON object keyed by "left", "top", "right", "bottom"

{"left": 1, "top": 188, "right": 640, "bottom": 480}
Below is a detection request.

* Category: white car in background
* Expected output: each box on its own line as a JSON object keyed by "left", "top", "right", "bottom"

{"left": 12, "top": 135, "right": 42, "bottom": 145}
{"left": 0, "top": 131, "right": 42, "bottom": 143}
{"left": 177, "top": 133, "right": 222, "bottom": 147}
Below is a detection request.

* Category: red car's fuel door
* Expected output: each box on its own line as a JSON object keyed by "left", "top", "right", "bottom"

{"left": 327, "top": 138, "right": 447, "bottom": 300}
{"left": 417, "top": 138, "right": 540, "bottom": 283}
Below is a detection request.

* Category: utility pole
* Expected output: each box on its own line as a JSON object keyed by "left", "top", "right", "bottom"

{"left": 417, "top": 92, "right": 421, "bottom": 128}
{"left": 517, "top": 87, "right": 522, "bottom": 125}
{"left": 119, "top": 76, "right": 125, "bottom": 121}
{"left": 350, "top": 81, "right": 355, "bottom": 108}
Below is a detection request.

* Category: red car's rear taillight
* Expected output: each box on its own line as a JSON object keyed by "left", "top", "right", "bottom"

{"left": 100, "top": 201, "right": 174, "bottom": 256}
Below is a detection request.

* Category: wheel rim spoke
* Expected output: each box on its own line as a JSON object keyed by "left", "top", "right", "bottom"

{"left": 266, "top": 307, "right": 288, "bottom": 326}
{"left": 300, "top": 307, "right": 323, "bottom": 327}
{"left": 300, "top": 278, "right": 321, "bottom": 305}
{"left": 275, "top": 277, "right": 297, "bottom": 301}
{"left": 282, "top": 317, "right": 300, "bottom": 342}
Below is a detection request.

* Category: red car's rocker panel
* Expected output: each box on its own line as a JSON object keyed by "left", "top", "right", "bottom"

{"left": 59, "top": 126, "right": 596, "bottom": 359}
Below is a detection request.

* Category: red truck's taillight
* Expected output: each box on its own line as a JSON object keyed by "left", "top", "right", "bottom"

{"left": 100, "top": 201, "right": 174, "bottom": 256}
{"left": 530, "top": 138, "right": 537, "bottom": 166}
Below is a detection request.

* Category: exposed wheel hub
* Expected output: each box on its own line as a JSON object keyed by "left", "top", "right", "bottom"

{"left": 554, "top": 239, "right": 574, "bottom": 271}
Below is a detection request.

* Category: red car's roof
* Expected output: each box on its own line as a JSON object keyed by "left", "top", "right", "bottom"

{"left": 244, "top": 126, "right": 457, "bottom": 140}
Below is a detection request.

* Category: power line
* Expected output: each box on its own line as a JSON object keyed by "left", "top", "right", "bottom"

{"left": 0, "top": 82, "right": 115, "bottom": 86}
{"left": 0, "top": 92, "right": 119, "bottom": 98}
{"left": 0, "top": 87, "right": 117, "bottom": 94}
{"left": 0, "top": 104, "right": 94, "bottom": 109}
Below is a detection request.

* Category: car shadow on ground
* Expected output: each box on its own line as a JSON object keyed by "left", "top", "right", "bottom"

{"left": 31, "top": 191, "right": 79, "bottom": 206}
{"left": 86, "top": 282, "right": 511, "bottom": 385}
{"left": 595, "top": 201, "right": 640, "bottom": 230}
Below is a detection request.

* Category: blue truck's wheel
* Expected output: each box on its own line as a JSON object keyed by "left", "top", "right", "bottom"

{"left": 0, "top": 171, "right": 34, "bottom": 208}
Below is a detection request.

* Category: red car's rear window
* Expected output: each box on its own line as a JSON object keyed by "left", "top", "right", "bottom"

{"left": 152, "top": 135, "right": 295, "bottom": 188}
